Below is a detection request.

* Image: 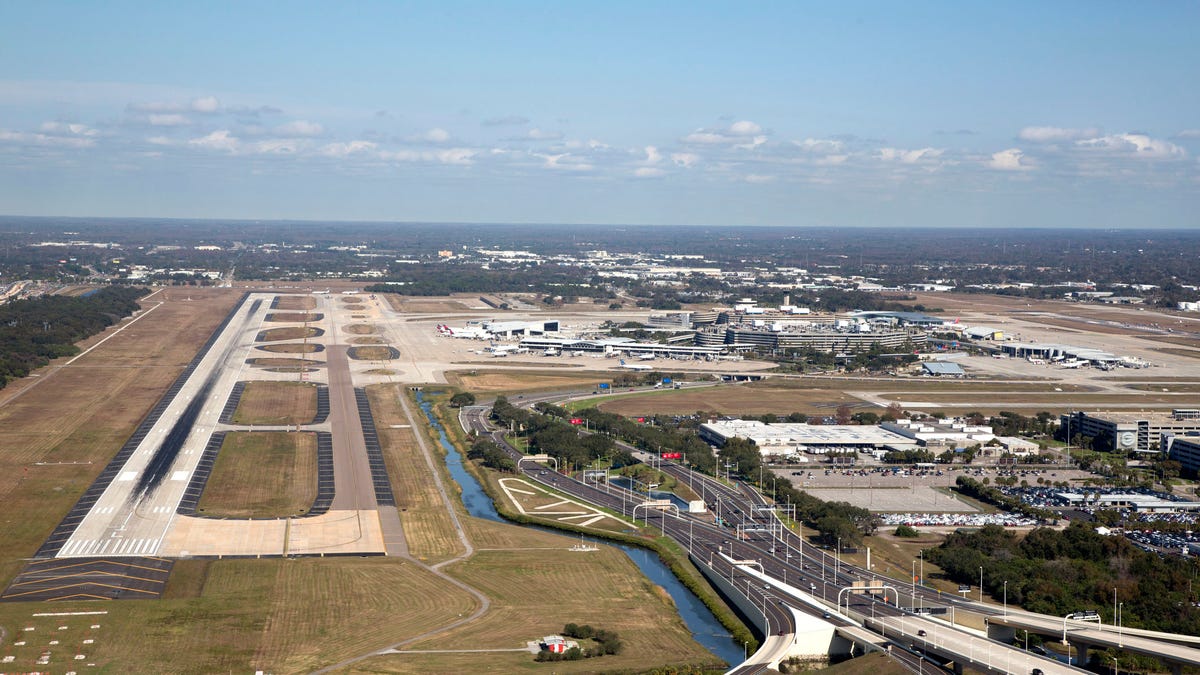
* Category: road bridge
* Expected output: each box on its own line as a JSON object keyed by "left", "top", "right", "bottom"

{"left": 987, "top": 612, "right": 1200, "bottom": 674}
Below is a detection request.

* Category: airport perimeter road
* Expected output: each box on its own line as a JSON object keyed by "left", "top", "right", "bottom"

{"left": 57, "top": 293, "right": 272, "bottom": 558}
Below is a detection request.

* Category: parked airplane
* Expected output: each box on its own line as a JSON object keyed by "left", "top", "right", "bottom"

{"left": 438, "top": 324, "right": 490, "bottom": 339}
{"left": 636, "top": 353, "right": 656, "bottom": 360}
{"left": 618, "top": 359, "right": 653, "bottom": 371}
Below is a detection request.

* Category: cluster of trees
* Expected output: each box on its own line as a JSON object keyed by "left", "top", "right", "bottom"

{"left": 490, "top": 397, "right": 635, "bottom": 471}
{"left": 954, "top": 476, "right": 1055, "bottom": 521}
{"left": 926, "top": 523, "right": 1200, "bottom": 636}
{"left": 466, "top": 439, "right": 516, "bottom": 472}
{"left": 0, "top": 286, "right": 148, "bottom": 388}
{"left": 534, "top": 624, "right": 624, "bottom": 662}
{"left": 882, "top": 449, "right": 938, "bottom": 464}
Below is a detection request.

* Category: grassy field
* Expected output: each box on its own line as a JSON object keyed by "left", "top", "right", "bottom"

{"left": 231, "top": 381, "right": 318, "bottom": 425}
{"left": 257, "top": 326, "right": 322, "bottom": 342}
{"left": 343, "top": 518, "right": 725, "bottom": 674}
{"left": 257, "top": 342, "right": 322, "bottom": 354}
{"left": 381, "top": 295, "right": 480, "bottom": 313}
{"left": 349, "top": 346, "right": 397, "bottom": 360}
{"left": 0, "top": 288, "right": 239, "bottom": 587}
{"left": 344, "top": 323, "right": 376, "bottom": 334}
{"left": 265, "top": 312, "right": 322, "bottom": 322}
{"left": 0, "top": 557, "right": 478, "bottom": 674}
{"left": 752, "top": 376, "right": 1091, "bottom": 393}
{"left": 596, "top": 384, "right": 865, "bottom": 416}
{"left": 366, "top": 384, "right": 465, "bottom": 564}
{"left": 446, "top": 369, "right": 617, "bottom": 394}
{"left": 274, "top": 294, "right": 317, "bottom": 311}
{"left": 196, "top": 431, "right": 317, "bottom": 518}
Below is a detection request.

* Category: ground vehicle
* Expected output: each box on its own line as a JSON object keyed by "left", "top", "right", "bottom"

{"left": 917, "top": 630, "right": 927, "bottom": 637}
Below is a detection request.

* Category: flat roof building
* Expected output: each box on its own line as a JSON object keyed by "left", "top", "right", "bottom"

{"left": 882, "top": 418, "right": 994, "bottom": 446}
{"left": 699, "top": 419, "right": 918, "bottom": 457}
{"left": 1062, "top": 410, "right": 1200, "bottom": 453}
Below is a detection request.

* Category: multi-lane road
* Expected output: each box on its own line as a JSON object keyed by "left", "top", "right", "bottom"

{"left": 460, "top": 398, "right": 1096, "bottom": 674}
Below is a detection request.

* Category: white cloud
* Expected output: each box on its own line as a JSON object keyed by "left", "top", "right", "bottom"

{"left": 527, "top": 127, "right": 563, "bottom": 141}
{"left": 319, "top": 140, "right": 377, "bottom": 157}
{"left": 146, "top": 135, "right": 173, "bottom": 146}
{"left": 793, "top": 138, "right": 844, "bottom": 153}
{"left": 188, "top": 129, "right": 239, "bottom": 152}
{"left": 276, "top": 120, "right": 324, "bottom": 137}
{"left": 253, "top": 139, "right": 300, "bottom": 154}
{"left": 1018, "top": 126, "right": 1099, "bottom": 143}
{"left": 988, "top": 148, "right": 1034, "bottom": 171}
{"left": 642, "top": 145, "right": 662, "bottom": 165}
{"left": 149, "top": 113, "right": 190, "bottom": 127}
{"left": 379, "top": 147, "right": 476, "bottom": 165}
{"left": 634, "top": 167, "right": 665, "bottom": 178}
{"left": 1176, "top": 129, "right": 1200, "bottom": 139}
{"left": 728, "top": 120, "right": 762, "bottom": 136}
{"left": 538, "top": 153, "right": 592, "bottom": 171}
{"left": 683, "top": 120, "right": 768, "bottom": 145}
{"left": 744, "top": 174, "right": 775, "bottom": 183}
{"left": 424, "top": 127, "right": 450, "bottom": 143}
{"left": 671, "top": 152, "right": 700, "bottom": 168}
{"left": 190, "top": 96, "right": 220, "bottom": 113}
{"left": 39, "top": 122, "right": 99, "bottom": 136}
{"left": 0, "top": 129, "right": 95, "bottom": 148}
{"left": 1076, "top": 133, "right": 1186, "bottom": 159}
{"left": 482, "top": 115, "right": 529, "bottom": 127}
{"left": 878, "top": 147, "right": 943, "bottom": 164}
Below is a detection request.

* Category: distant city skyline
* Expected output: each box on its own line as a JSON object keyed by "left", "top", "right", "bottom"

{"left": 1, "top": 2, "right": 1197, "bottom": 228}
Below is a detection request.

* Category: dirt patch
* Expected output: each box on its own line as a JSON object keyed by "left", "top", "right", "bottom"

{"left": 257, "top": 343, "right": 324, "bottom": 354}
{"left": 265, "top": 312, "right": 323, "bottom": 323}
{"left": 344, "top": 324, "right": 376, "bottom": 335}
{"left": 196, "top": 431, "right": 317, "bottom": 518}
{"left": 351, "top": 336, "right": 386, "bottom": 344}
{"left": 232, "top": 381, "right": 318, "bottom": 425}
{"left": 347, "top": 346, "right": 399, "bottom": 360}
{"left": 364, "top": 368, "right": 398, "bottom": 376}
{"left": 597, "top": 385, "right": 865, "bottom": 417}
{"left": 274, "top": 294, "right": 317, "bottom": 311}
{"left": 1152, "top": 347, "right": 1200, "bottom": 360}
{"left": 256, "top": 326, "right": 323, "bottom": 342}
{"left": 447, "top": 369, "right": 610, "bottom": 393}
{"left": 1140, "top": 335, "right": 1200, "bottom": 349}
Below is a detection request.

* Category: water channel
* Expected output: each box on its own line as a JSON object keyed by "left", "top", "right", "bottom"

{"left": 415, "top": 393, "right": 744, "bottom": 666}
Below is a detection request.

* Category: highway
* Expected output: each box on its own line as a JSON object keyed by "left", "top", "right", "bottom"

{"left": 458, "top": 393, "right": 1137, "bottom": 673}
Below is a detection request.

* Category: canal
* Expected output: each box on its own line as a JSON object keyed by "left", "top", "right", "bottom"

{"left": 415, "top": 392, "right": 743, "bottom": 666}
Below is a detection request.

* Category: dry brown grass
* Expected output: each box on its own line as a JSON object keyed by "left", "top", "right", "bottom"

{"left": 0, "top": 288, "right": 239, "bottom": 585}
{"left": 352, "top": 521, "right": 721, "bottom": 673}
{"left": 274, "top": 294, "right": 317, "bottom": 311}
{"left": 351, "top": 336, "right": 386, "bottom": 344}
{"left": 447, "top": 369, "right": 609, "bottom": 394}
{"left": 598, "top": 385, "right": 865, "bottom": 417}
{"left": 0, "top": 557, "right": 478, "bottom": 674}
{"left": 196, "top": 431, "right": 317, "bottom": 518}
{"left": 1139, "top": 335, "right": 1200, "bottom": 348}
{"left": 232, "top": 381, "right": 318, "bottom": 425}
{"left": 366, "top": 384, "right": 465, "bottom": 564}
{"left": 257, "top": 342, "right": 322, "bottom": 354}
{"left": 344, "top": 323, "right": 376, "bottom": 335}
{"left": 349, "top": 346, "right": 397, "bottom": 360}
{"left": 257, "top": 326, "right": 322, "bottom": 342}
{"left": 265, "top": 312, "right": 322, "bottom": 322}
{"left": 1153, "top": 347, "right": 1200, "bottom": 360}
{"left": 379, "top": 293, "right": 480, "bottom": 313}
{"left": 364, "top": 368, "right": 398, "bottom": 375}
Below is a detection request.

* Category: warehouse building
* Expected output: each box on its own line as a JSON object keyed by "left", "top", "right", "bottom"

{"left": 698, "top": 419, "right": 918, "bottom": 458}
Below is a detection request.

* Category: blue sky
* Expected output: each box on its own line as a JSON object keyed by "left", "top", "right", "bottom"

{"left": 1, "top": 1, "right": 1197, "bottom": 227}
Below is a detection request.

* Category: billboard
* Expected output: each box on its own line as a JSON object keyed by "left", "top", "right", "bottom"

{"left": 598, "top": 383, "right": 610, "bottom": 389}
{"left": 661, "top": 452, "right": 682, "bottom": 459}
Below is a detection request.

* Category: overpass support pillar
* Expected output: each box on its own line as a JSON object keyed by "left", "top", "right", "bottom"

{"left": 952, "top": 660, "right": 964, "bottom": 675}
{"left": 1073, "top": 642, "right": 1087, "bottom": 666}
{"left": 985, "top": 622, "right": 1016, "bottom": 644}
{"left": 1172, "top": 664, "right": 1182, "bottom": 675}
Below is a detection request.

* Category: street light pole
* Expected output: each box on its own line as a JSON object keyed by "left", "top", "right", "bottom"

{"left": 1004, "top": 580, "right": 1008, "bottom": 617}
{"left": 979, "top": 566, "right": 984, "bottom": 603}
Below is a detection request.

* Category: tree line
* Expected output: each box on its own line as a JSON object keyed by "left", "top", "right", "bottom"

{"left": 0, "top": 286, "right": 148, "bottom": 388}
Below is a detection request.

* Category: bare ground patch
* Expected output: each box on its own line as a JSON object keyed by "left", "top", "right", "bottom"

{"left": 264, "top": 312, "right": 323, "bottom": 323}
{"left": 348, "top": 346, "right": 399, "bottom": 360}
{"left": 273, "top": 294, "right": 317, "bottom": 311}
{"left": 257, "top": 342, "right": 323, "bottom": 354}
{"left": 344, "top": 323, "right": 376, "bottom": 335}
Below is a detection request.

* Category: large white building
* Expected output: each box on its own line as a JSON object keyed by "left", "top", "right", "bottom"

{"left": 881, "top": 418, "right": 994, "bottom": 447}
{"left": 698, "top": 420, "right": 918, "bottom": 458}
{"left": 1062, "top": 410, "right": 1200, "bottom": 453}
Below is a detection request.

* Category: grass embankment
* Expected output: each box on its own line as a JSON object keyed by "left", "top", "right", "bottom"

{"left": 196, "top": 431, "right": 317, "bottom": 518}
{"left": 367, "top": 383, "right": 465, "bottom": 564}
{"left": 446, "top": 369, "right": 607, "bottom": 394}
{"left": 423, "top": 388, "right": 757, "bottom": 657}
{"left": 231, "top": 380, "right": 318, "bottom": 425}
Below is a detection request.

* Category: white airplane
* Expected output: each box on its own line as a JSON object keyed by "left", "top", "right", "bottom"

{"left": 438, "top": 324, "right": 490, "bottom": 339}
{"left": 636, "top": 353, "right": 656, "bottom": 361}
{"left": 618, "top": 359, "right": 653, "bottom": 371}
